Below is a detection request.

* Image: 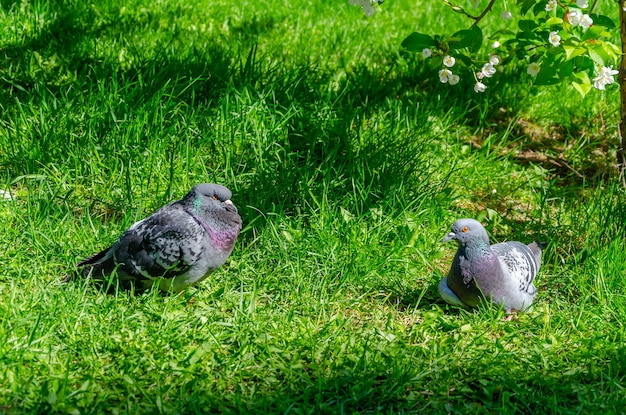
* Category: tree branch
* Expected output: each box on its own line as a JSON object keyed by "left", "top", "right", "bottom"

{"left": 441, "top": 0, "right": 498, "bottom": 27}
{"left": 441, "top": 0, "right": 479, "bottom": 19}
{"left": 441, "top": 0, "right": 497, "bottom": 26}
{"left": 617, "top": 2, "right": 626, "bottom": 186}
{"left": 471, "top": 0, "right": 498, "bottom": 27}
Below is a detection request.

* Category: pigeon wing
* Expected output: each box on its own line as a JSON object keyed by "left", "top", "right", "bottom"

{"left": 491, "top": 241, "right": 539, "bottom": 295}
{"left": 112, "top": 203, "right": 205, "bottom": 281}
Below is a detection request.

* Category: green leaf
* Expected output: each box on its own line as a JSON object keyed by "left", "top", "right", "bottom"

{"left": 518, "top": 19, "right": 538, "bottom": 32}
{"left": 545, "top": 45, "right": 565, "bottom": 61}
{"left": 603, "top": 41, "right": 621, "bottom": 59}
{"left": 428, "top": 55, "right": 444, "bottom": 68}
{"left": 558, "top": 60, "right": 575, "bottom": 78}
{"left": 587, "top": 44, "right": 610, "bottom": 66}
{"left": 454, "top": 54, "right": 473, "bottom": 66}
{"left": 516, "top": 30, "right": 541, "bottom": 44}
{"left": 583, "top": 25, "right": 610, "bottom": 41}
{"left": 545, "top": 17, "right": 563, "bottom": 27}
{"left": 445, "top": 3, "right": 467, "bottom": 14}
{"left": 448, "top": 25, "right": 482, "bottom": 52}
{"left": 573, "top": 55, "right": 595, "bottom": 72}
{"left": 571, "top": 72, "right": 592, "bottom": 97}
{"left": 590, "top": 14, "right": 616, "bottom": 29}
{"left": 518, "top": 0, "right": 536, "bottom": 16}
{"left": 534, "top": 64, "right": 560, "bottom": 85}
{"left": 563, "top": 42, "right": 587, "bottom": 61}
{"left": 401, "top": 32, "right": 435, "bottom": 52}
{"left": 532, "top": 1, "right": 548, "bottom": 15}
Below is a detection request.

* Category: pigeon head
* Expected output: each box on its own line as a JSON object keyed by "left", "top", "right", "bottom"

{"left": 442, "top": 218, "right": 490, "bottom": 247}
{"left": 186, "top": 183, "right": 239, "bottom": 214}
{"left": 194, "top": 183, "right": 232, "bottom": 203}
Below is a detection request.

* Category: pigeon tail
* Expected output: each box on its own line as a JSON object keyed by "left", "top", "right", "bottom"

{"left": 62, "top": 248, "right": 114, "bottom": 283}
{"left": 75, "top": 247, "right": 117, "bottom": 278}
{"left": 527, "top": 240, "right": 547, "bottom": 267}
{"left": 438, "top": 276, "right": 468, "bottom": 308}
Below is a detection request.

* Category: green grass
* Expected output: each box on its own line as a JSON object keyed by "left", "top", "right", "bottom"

{"left": 1, "top": 0, "right": 625, "bottom": 413}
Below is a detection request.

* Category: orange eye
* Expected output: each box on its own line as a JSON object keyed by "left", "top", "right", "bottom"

{"left": 212, "top": 195, "right": 219, "bottom": 200}
{"left": 461, "top": 226, "right": 469, "bottom": 233}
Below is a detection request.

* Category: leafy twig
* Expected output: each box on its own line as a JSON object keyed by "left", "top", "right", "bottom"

{"left": 441, "top": 0, "right": 498, "bottom": 27}
{"left": 471, "top": 0, "right": 498, "bottom": 27}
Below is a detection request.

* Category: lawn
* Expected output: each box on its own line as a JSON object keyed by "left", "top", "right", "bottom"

{"left": 1, "top": 0, "right": 625, "bottom": 413}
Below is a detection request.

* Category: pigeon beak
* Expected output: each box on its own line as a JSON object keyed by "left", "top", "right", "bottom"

{"left": 224, "top": 199, "right": 233, "bottom": 205}
{"left": 442, "top": 232, "right": 456, "bottom": 243}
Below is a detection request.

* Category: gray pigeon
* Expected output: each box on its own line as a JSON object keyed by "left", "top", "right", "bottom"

{"left": 69, "top": 183, "right": 242, "bottom": 292}
{"left": 438, "top": 218, "right": 544, "bottom": 315}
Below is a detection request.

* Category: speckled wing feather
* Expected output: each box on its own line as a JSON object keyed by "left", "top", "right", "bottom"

{"left": 110, "top": 202, "right": 206, "bottom": 282}
{"left": 491, "top": 241, "right": 539, "bottom": 296}
{"left": 76, "top": 201, "right": 206, "bottom": 286}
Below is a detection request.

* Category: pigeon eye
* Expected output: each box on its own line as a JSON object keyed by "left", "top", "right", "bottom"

{"left": 461, "top": 226, "right": 469, "bottom": 233}
{"left": 212, "top": 195, "right": 219, "bottom": 200}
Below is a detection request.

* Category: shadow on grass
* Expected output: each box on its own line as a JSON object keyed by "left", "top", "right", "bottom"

{"left": 132, "top": 341, "right": 626, "bottom": 414}
{"left": 2, "top": 0, "right": 617, "bottom": 202}
{"left": 0, "top": 0, "right": 460, "bottom": 213}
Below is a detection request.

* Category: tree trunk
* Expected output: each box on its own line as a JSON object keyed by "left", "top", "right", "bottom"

{"left": 617, "top": 0, "right": 626, "bottom": 186}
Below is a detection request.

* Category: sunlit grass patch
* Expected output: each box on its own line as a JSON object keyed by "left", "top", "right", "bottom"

{"left": 0, "top": 0, "right": 624, "bottom": 413}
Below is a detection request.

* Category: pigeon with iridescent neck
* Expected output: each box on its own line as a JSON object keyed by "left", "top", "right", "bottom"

{"left": 68, "top": 183, "right": 242, "bottom": 292}
{"left": 438, "top": 218, "right": 544, "bottom": 316}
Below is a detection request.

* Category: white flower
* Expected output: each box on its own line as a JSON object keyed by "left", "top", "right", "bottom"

{"left": 443, "top": 55, "right": 456, "bottom": 67}
{"left": 593, "top": 77, "right": 607, "bottom": 90}
{"left": 439, "top": 69, "right": 452, "bottom": 83}
{"left": 500, "top": 11, "right": 513, "bottom": 20}
{"left": 474, "top": 82, "right": 487, "bottom": 93}
{"left": 489, "top": 55, "right": 500, "bottom": 65}
{"left": 439, "top": 69, "right": 460, "bottom": 85}
{"left": 545, "top": 0, "right": 557, "bottom": 11}
{"left": 567, "top": 9, "right": 582, "bottom": 26}
{"left": 349, "top": 0, "right": 376, "bottom": 16}
{"left": 566, "top": 10, "right": 592, "bottom": 29}
{"left": 593, "top": 65, "right": 619, "bottom": 90}
{"left": 527, "top": 62, "right": 541, "bottom": 76}
{"left": 422, "top": 48, "right": 432, "bottom": 58}
{"left": 0, "top": 190, "right": 11, "bottom": 200}
{"left": 491, "top": 41, "right": 501, "bottom": 49}
{"left": 576, "top": 0, "right": 589, "bottom": 8}
{"left": 476, "top": 71, "right": 485, "bottom": 80}
{"left": 548, "top": 31, "right": 561, "bottom": 47}
{"left": 580, "top": 14, "right": 593, "bottom": 28}
{"left": 600, "top": 66, "right": 619, "bottom": 78}
{"left": 481, "top": 62, "right": 497, "bottom": 78}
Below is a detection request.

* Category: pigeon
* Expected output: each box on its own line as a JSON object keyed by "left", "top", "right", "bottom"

{"left": 68, "top": 183, "right": 242, "bottom": 292}
{"left": 438, "top": 218, "right": 544, "bottom": 316}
